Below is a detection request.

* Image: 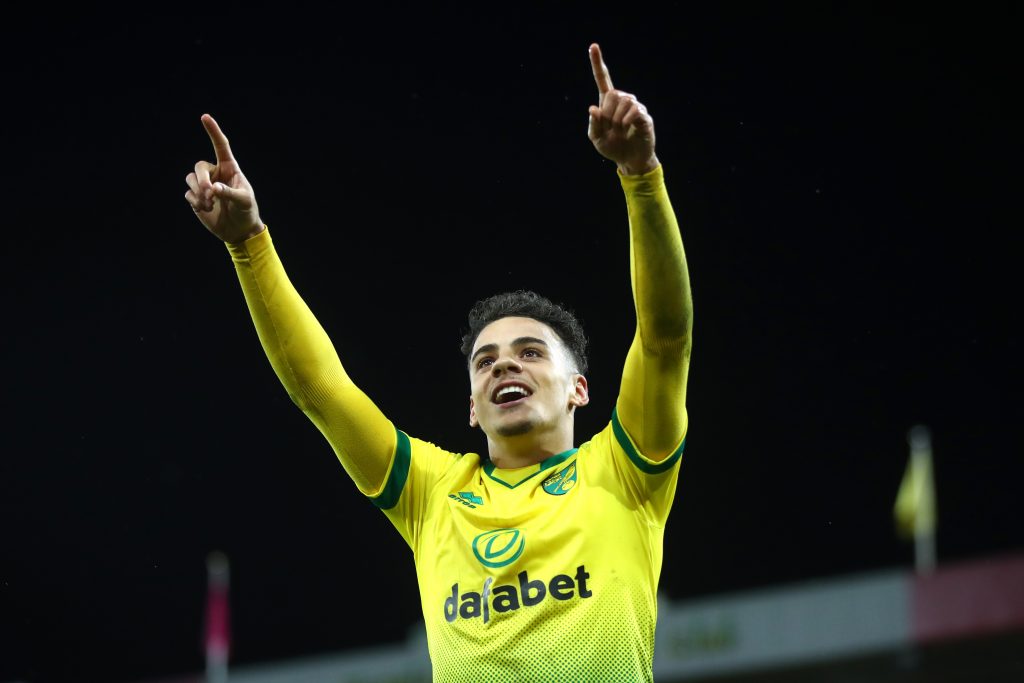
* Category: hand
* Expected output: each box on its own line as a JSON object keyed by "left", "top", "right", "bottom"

{"left": 185, "top": 114, "right": 264, "bottom": 244}
{"left": 587, "top": 44, "right": 659, "bottom": 176}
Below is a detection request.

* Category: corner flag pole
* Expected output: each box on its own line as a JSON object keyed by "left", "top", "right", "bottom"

{"left": 894, "top": 425, "right": 937, "bottom": 575}
{"left": 205, "top": 550, "right": 231, "bottom": 683}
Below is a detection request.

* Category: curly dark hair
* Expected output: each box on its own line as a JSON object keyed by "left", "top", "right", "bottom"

{"left": 460, "top": 290, "right": 589, "bottom": 374}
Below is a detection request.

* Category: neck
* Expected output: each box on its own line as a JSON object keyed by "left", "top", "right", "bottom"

{"left": 486, "top": 425, "right": 574, "bottom": 469}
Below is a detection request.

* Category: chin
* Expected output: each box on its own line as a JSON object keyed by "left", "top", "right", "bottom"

{"left": 495, "top": 419, "right": 535, "bottom": 438}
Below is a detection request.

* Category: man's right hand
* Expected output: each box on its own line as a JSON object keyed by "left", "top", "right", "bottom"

{"left": 185, "top": 114, "right": 265, "bottom": 244}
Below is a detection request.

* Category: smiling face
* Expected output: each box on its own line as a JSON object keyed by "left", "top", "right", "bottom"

{"left": 468, "top": 316, "right": 589, "bottom": 442}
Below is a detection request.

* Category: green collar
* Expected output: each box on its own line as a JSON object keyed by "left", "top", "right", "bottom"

{"left": 482, "top": 448, "right": 578, "bottom": 489}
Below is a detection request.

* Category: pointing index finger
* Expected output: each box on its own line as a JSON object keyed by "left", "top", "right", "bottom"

{"left": 589, "top": 43, "right": 614, "bottom": 96}
{"left": 201, "top": 113, "right": 235, "bottom": 164}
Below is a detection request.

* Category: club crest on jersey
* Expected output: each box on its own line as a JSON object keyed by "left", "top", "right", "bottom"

{"left": 472, "top": 528, "right": 525, "bottom": 568}
{"left": 542, "top": 462, "right": 577, "bottom": 496}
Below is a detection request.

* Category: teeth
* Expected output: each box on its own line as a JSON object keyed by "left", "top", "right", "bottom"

{"left": 496, "top": 386, "right": 530, "bottom": 400}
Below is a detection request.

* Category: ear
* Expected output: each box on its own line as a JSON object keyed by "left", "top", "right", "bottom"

{"left": 469, "top": 396, "right": 479, "bottom": 427}
{"left": 568, "top": 374, "right": 590, "bottom": 409}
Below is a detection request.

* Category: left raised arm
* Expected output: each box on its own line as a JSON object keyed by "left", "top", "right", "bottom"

{"left": 588, "top": 43, "right": 693, "bottom": 462}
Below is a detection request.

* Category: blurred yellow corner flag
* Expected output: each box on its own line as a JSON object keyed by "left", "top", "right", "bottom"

{"left": 894, "top": 425, "right": 937, "bottom": 563}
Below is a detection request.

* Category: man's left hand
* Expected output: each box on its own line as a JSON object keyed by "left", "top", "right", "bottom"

{"left": 587, "top": 43, "right": 659, "bottom": 176}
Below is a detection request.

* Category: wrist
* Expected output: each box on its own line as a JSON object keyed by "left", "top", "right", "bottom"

{"left": 618, "top": 155, "right": 660, "bottom": 176}
{"left": 228, "top": 223, "right": 266, "bottom": 245}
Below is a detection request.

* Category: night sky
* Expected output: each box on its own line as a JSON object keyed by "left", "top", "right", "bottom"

{"left": 2, "top": 4, "right": 1020, "bottom": 682}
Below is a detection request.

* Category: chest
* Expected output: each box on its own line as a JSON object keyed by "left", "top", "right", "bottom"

{"left": 419, "top": 458, "right": 645, "bottom": 573}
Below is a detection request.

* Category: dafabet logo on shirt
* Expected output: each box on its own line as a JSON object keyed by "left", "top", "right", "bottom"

{"left": 444, "top": 528, "right": 593, "bottom": 624}
{"left": 472, "top": 528, "right": 524, "bottom": 568}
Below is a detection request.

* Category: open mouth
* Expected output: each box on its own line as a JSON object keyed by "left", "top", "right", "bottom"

{"left": 493, "top": 385, "right": 532, "bottom": 404}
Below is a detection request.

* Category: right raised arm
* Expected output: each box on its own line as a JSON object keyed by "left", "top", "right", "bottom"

{"left": 185, "top": 114, "right": 397, "bottom": 495}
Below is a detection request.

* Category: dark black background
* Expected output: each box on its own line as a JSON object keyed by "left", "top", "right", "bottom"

{"left": 2, "top": 3, "right": 1020, "bottom": 682}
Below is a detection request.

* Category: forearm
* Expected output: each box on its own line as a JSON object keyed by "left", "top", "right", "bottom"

{"left": 227, "top": 229, "right": 347, "bottom": 405}
{"left": 617, "top": 165, "right": 693, "bottom": 458}
{"left": 621, "top": 165, "right": 692, "bottom": 349}
{"left": 226, "top": 228, "right": 394, "bottom": 493}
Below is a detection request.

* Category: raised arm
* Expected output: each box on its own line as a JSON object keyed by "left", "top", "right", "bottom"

{"left": 587, "top": 45, "right": 693, "bottom": 462}
{"left": 184, "top": 114, "right": 397, "bottom": 494}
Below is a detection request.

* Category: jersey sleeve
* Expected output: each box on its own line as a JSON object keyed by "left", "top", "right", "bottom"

{"left": 612, "top": 165, "right": 693, "bottom": 505}
{"left": 225, "top": 228, "right": 396, "bottom": 496}
{"left": 366, "top": 431, "right": 465, "bottom": 550}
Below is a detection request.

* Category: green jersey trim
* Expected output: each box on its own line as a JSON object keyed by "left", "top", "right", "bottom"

{"left": 483, "top": 448, "right": 578, "bottom": 489}
{"left": 370, "top": 429, "right": 411, "bottom": 510}
{"left": 612, "top": 408, "right": 685, "bottom": 474}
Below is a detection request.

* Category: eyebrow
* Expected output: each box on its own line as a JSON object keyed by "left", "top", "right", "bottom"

{"left": 471, "top": 336, "right": 549, "bottom": 364}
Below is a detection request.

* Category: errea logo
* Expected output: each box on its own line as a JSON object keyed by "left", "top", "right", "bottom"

{"left": 449, "top": 491, "right": 484, "bottom": 508}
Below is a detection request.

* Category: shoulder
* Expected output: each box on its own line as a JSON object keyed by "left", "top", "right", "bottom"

{"left": 578, "top": 411, "right": 685, "bottom": 476}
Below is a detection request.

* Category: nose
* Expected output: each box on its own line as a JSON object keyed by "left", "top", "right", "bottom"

{"left": 491, "top": 354, "right": 523, "bottom": 376}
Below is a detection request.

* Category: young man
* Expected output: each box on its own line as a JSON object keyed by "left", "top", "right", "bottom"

{"left": 185, "top": 43, "right": 692, "bottom": 682}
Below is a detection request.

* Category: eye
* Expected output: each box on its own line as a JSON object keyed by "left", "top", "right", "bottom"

{"left": 476, "top": 357, "right": 494, "bottom": 369}
{"left": 522, "top": 348, "right": 542, "bottom": 359}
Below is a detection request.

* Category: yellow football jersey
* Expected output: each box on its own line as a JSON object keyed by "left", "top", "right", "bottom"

{"left": 225, "top": 164, "right": 690, "bottom": 682}
{"left": 372, "top": 408, "right": 686, "bottom": 682}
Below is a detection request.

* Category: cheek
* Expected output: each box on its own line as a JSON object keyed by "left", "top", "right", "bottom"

{"left": 470, "top": 379, "right": 488, "bottom": 402}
